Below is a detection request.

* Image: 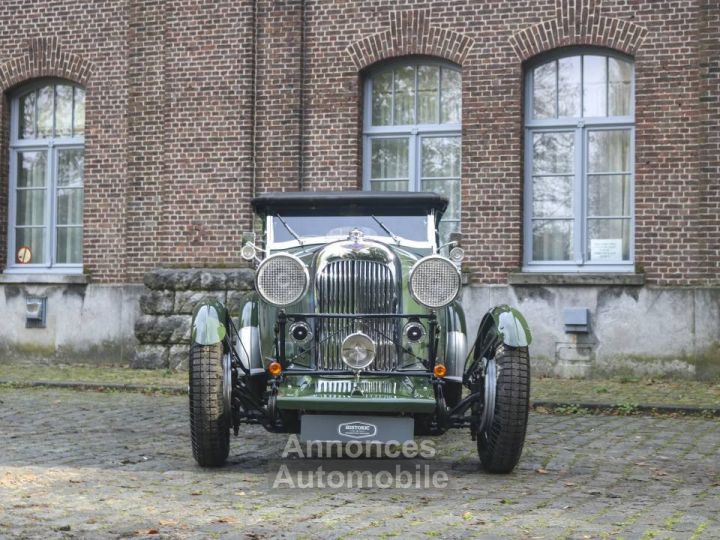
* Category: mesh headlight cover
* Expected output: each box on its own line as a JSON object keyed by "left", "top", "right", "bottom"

{"left": 409, "top": 256, "right": 461, "bottom": 308}
{"left": 255, "top": 254, "right": 309, "bottom": 306}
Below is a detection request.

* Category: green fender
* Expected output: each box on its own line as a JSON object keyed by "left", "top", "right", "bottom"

{"left": 237, "top": 292, "right": 265, "bottom": 372}
{"left": 191, "top": 299, "right": 228, "bottom": 346}
{"left": 464, "top": 305, "right": 532, "bottom": 378}
{"left": 494, "top": 306, "right": 532, "bottom": 348}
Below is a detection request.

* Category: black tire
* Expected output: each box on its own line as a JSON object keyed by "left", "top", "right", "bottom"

{"left": 189, "top": 343, "right": 230, "bottom": 467}
{"left": 477, "top": 345, "right": 530, "bottom": 473}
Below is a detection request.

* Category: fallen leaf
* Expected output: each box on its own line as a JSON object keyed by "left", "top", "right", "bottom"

{"left": 536, "top": 468, "right": 549, "bottom": 474}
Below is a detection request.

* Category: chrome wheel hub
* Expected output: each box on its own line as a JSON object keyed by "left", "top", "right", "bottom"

{"left": 222, "top": 353, "right": 232, "bottom": 413}
{"left": 480, "top": 357, "right": 497, "bottom": 433}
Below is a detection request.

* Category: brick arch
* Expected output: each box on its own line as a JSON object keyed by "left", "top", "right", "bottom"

{"left": 0, "top": 37, "right": 94, "bottom": 92}
{"left": 346, "top": 9, "right": 475, "bottom": 70}
{"left": 509, "top": 0, "right": 648, "bottom": 61}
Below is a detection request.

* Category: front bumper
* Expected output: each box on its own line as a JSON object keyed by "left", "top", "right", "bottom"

{"left": 276, "top": 374, "right": 437, "bottom": 413}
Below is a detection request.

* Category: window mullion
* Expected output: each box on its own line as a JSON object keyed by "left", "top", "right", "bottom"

{"left": 391, "top": 70, "right": 396, "bottom": 126}
{"left": 8, "top": 150, "right": 16, "bottom": 265}
{"left": 555, "top": 60, "right": 559, "bottom": 120}
{"left": 576, "top": 127, "right": 585, "bottom": 265}
{"left": 34, "top": 89, "right": 39, "bottom": 138}
{"left": 410, "top": 133, "right": 418, "bottom": 192}
{"left": 438, "top": 67, "right": 443, "bottom": 123}
{"left": 48, "top": 144, "right": 56, "bottom": 267}
{"left": 523, "top": 128, "right": 533, "bottom": 266}
{"left": 414, "top": 63, "right": 419, "bottom": 127}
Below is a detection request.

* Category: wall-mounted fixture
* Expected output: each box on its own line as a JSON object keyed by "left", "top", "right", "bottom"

{"left": 25, "top": 296, "right": 47, "bottom": 328}
{"left": 563, "top": 307, "right": 589, "bottom": 334}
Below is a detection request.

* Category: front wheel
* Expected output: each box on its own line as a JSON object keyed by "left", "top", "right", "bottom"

{"left": 189, "top": 343, "right": 230, "bottom": 467}
{"left": 477, "top": 345, "right": 530, "bottom": 473}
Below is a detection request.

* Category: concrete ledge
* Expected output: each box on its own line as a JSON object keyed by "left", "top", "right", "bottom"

{"left": 0, "top": 273, "right": 89, "bottom": 285}
{"left": 507, "top": 272, "right": 645, "bottom": 286}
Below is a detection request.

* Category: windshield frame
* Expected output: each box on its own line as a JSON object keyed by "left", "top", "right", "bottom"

{"left": 266, "top": 212, "right": 437, "bottom": 251}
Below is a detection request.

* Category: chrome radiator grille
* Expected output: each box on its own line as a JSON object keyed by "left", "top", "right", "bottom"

{"left": 316, "top": 259, "right": 399, "bottom": 370}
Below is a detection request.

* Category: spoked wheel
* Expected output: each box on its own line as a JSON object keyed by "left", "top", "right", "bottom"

{"left": 189, "top": 343, "right": 231, "bottom": 467}
{"left": 477, "top": 344, "right": 530, "bottom": 473}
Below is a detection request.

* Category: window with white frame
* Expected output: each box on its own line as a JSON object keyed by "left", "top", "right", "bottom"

{"left": 7, "top": 80, "right": 85, "bottom": 272}
{"left": 524, "top": 49, "right": 634, "bottom": 271}
{"left": 363, "top": 60, "right": 461, "bottom": 245}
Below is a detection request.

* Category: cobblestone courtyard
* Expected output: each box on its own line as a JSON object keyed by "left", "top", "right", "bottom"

{"left": 0, "top": 388, "right": 718, "bottom": 539}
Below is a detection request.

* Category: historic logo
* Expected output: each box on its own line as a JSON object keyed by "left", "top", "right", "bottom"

{"left": 338, "top": 421, "right": 377, "bottom": 439}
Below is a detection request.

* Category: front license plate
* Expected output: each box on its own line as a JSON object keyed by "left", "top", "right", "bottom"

{"left": 300, "top": 414, "right": 414, "bottom": 444}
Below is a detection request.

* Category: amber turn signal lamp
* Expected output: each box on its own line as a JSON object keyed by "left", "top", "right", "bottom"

{"left": 267, "top": 361, "right": 283, "bottom": 376}
{"left": 433, "top": 364, "right": 447, "bottom": 378}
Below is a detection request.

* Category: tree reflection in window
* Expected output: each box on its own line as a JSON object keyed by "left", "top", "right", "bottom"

{"left": 365, "top": 60, "right": 462, "bottom": 246}
{"left": 526, "top": 51, "right": 633, "bottom": 267}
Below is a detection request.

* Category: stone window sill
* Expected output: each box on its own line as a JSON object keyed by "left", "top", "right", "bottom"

{"left": 507, "top": 272, "right": 645, "bottom": 286}
{"left": 0, "top": 273, "right": 89, "bottom": 285}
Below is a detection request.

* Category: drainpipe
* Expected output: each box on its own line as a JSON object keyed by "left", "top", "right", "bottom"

{"left": 298, "top": 0, "right": 306, "bottom": 191}
{"left": 250, "top": 0, "right": 258, "bottom": 205}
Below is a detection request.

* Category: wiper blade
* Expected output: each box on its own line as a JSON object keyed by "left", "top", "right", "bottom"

{"left": 371, "top": 215, "right": 400, "bottom": 244}
{"left": 275, "top": 213, "right": 304, "bottom": 246}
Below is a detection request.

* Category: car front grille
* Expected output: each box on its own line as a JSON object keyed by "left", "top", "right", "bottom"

{"left": 316, "top": 259, "right": 399, "bottom": 370}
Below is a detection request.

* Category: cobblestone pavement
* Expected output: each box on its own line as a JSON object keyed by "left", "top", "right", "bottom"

{"left": 0, "top": 388, "right": 718, "bottom": 539}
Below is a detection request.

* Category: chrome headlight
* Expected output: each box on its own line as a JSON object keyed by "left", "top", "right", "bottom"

{"left": 341, "top": 332, "right": 376, "bottom": 370}
{"left": 409, "top": 255, "right": 461, "bottom": 309}
{"left": 255, "top": 253, "right": 309, "bottom": 306}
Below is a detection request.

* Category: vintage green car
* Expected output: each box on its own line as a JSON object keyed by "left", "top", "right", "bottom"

{"left": 189, "top": 192, "right": 532, "bottom": 473}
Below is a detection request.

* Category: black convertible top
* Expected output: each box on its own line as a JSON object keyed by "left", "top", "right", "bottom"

{"left": 251, "top": 191, "right": 448, "bottom": 218}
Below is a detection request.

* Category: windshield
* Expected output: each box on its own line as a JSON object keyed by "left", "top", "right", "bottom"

{"left": 270, "top": 214, "right": 431, "bottom": 246}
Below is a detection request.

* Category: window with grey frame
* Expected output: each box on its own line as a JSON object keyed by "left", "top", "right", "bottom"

{"left": 524, "top": 49, "right": 634, "bottom": 271}
{"left": 363, "top": 59, "right": 461, "bottom": 245}
{"left": 7, "top": 80, "right": 85, "bottom": 272}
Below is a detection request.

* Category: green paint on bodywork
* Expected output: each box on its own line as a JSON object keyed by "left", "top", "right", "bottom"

{"left": 276, "top": 375, "right": 436, "bottom": 413}
{"left": 493, "top": 305, "right": 532, "bottom": 347}
{"left": 191, "top": 299, "right": 228, "bottom": 345}
{"left": 465, "top": 304, "right": 532, "bottom": 378}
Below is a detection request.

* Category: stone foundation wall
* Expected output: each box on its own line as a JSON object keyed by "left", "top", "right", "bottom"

{"left": 132, "top": 268, "right": 720, "bottom": 380}
{"left": 0, "top": 278, "right": 142, "bottom": 365}
{"left": 133, "top": 268, "right": 254, "bottom": 369}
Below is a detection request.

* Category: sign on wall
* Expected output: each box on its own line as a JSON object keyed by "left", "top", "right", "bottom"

{"left": 590, "top": 239, "right": 622, "bottom": 261}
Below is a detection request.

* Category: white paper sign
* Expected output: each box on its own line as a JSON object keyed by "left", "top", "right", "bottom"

{"left": 590, "top": 239, "right": 622, "bottom": 261}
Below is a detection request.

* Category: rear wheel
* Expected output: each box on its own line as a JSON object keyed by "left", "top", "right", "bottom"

{"left": 477, "top": 345, "right": 530, "bottom": 473}
{"left": 189, "top": 343, "right": 230, "bottom": 467}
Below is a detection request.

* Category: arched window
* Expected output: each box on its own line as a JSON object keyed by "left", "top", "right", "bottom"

{"left": 363, "top": 59, "right": 461, "bottom": 244}
{"left": 7, "top": 80, "right": 85, "bottom": 271}
{"left": 524, "top": 49, "right": 634, "bottom": 271}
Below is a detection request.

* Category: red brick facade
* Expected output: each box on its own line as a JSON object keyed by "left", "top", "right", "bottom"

{"left": 0, "top": 0, "right": 717, "bottom": 286}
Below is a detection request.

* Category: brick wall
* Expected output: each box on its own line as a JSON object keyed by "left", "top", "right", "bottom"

{"left": 0, "top": 0, "right": 717, "bottom": 286}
